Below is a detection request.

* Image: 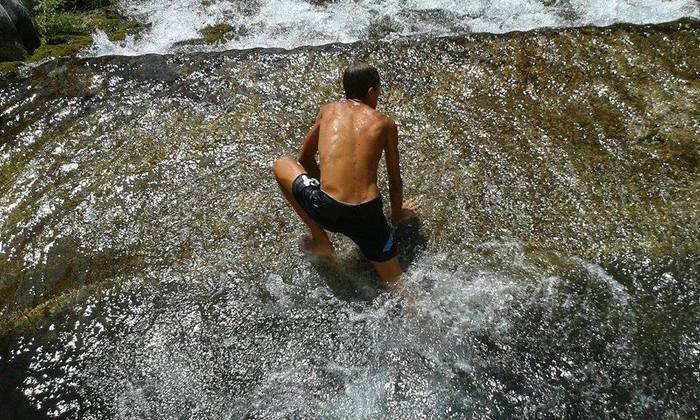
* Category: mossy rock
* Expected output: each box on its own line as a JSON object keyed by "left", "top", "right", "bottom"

{"left": 78, "top": 6, "right": 146, "bottom": 42}
{"left": 44, "top": 32, "right": 78, "bottom": 44}
{"left": 19, "top": 5, "right": 145, "bottom": 62}
{"left": 0, "top": 60, "right": 23, "bottom": 75}
{"left": 200, "top": 23, "right": 234, "bottom": 44}
{"left": 26, "top": 34, "right": 92, "bottom": 61}
{"left": 60, "top": 0, "right": 116, "bottom": 12}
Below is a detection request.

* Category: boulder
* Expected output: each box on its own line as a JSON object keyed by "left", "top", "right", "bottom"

{"left": 0, "top": 0, "right": 40, "bottom": 61}
{"left": 0, "top": 7, "right": 27, "bottom": 60}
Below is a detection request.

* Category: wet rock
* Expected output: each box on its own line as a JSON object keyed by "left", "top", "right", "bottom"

{"left": 0, "top": 0, "right": 40, "bottom": 61}
{"left": 1, "top": 16, "right": 698, "bottom": 326}
{"left": 0, "top": 11, "right": 27, "bottom": 61}
{"left": 0, "top": 19, "right": 698, "bottom": 417}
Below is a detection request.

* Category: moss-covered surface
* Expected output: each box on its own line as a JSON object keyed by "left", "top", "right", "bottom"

{"left": 200, "top": 23, "right": 234, "bottom": 44}
{"left": 26, "top": 34, "right": 93, "bottom": 62}
{"left": 0, "top": 1, "right": 144, "bottom": 75}
{"left": 0, "top": 61, "right": 23, "bottom": 74}
{"left": 0, "top": 276, "right": 119, "bottom": 338}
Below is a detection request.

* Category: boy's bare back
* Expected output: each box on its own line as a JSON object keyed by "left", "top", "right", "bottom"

{"left": 306, "top": 100, "right": 400, "bottom": 207}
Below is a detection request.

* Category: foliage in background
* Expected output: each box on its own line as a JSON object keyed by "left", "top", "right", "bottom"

{"left": 0, "top": 0, "right": 143, "bottom": 72}
{"left": 62, "top": 0, "right": 115, "bottom": 10}
{"left": 0, "top": 0, "right": 142, "bottom": 74}
{"left": 30, "top": 0, "right": 118, "bottom": 39}
{"left": 33, "top": 0, "right": 79, "bottom": 37}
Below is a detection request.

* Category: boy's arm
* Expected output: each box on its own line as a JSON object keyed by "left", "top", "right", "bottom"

{"left": 298, "top": 109, "right": 322, "bottom": 179}
{"left": 384, "top": 119, "right": 403, "bottom": 224}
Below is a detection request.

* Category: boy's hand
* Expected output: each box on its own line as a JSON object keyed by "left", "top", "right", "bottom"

{"left": 393, "top": 199, "right": 421, "bottom": 224}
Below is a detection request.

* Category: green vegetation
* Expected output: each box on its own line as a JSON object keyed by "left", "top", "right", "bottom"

{"left": 1, "top": 0, "right": 144, "bottom": 74}
{"left": 33, "top": 0, "right": 83, "bottom": 38}
{"left": 200, "top": 23, "right": 234, "bottom": 44}
{"left": 30, "top": 0, "right": 119, "bottom": 38}
{"left": 26, "top": 35, "right": 93, "bottom": 62}
{"left": 0, "top": 61, "right": 23, "bottom": 73}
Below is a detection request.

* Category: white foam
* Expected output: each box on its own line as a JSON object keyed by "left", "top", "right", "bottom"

{"left": 59, "top": 163, "right": 79, "bottom": 173}
{"left": 82, "top": 0, "right": 700, "bottom": 57}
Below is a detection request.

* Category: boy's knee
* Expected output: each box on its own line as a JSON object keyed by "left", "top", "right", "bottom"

{"left": 272, "top": 155, "right": 288, "bottom": 175}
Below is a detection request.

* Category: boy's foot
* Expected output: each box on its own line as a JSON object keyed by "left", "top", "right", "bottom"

{"left": 298, "top": 235, "right": 334, "bottom": 257}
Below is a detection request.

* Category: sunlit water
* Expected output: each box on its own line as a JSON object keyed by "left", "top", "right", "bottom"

{"left": 83, "top": 0, "right": 700, "bottom": 56}
{"left": 1, "top": 16, "right": 699, "bottom": 420}
{"left": 11, "top": 247, "right": 693, "bottom": 418}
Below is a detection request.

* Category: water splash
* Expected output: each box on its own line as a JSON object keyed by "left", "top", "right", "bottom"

{"left": 83, "top": 0, "right": 700, "bottom": 56}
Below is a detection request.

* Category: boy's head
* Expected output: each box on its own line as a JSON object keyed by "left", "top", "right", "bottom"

{"left": 343, "top": 63, "right": 381, "bottom": 105}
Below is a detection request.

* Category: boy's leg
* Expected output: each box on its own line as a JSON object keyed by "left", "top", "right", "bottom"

{"left": 373, "top": 257, "right": 417, "bottom": 315}
{"left": 272, "top": 155, "right": 334, "bottom": 256}
{"left": 373, "top": 258, "right": 417, "bottom": 315}
{"left": 371, "top": 257, "right": 402, "bottom": 282}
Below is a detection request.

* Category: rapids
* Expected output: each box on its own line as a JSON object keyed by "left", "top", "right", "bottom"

{"left": 0, "top": 17, "right": 699, "bottom": 419}
{"left": 83, "top": 0, "right": 700, "bottom": 56}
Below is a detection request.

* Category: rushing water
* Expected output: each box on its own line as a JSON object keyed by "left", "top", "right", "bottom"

{"left": 83, "top": 0, "right": 700, "bottom": 56}
{"left": 1, "top": 16, "right": 699, "bottom": 420}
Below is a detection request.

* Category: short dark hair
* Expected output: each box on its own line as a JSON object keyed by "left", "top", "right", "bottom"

{"left": 342, "top": 63, "right": 380, "bottom": 100}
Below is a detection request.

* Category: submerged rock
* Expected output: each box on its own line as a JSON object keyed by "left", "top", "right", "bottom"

{"left": 0, "top": 19, "right": 698, "bottom": 418}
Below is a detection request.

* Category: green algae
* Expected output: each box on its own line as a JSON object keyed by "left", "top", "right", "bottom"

{"left": 77, "top": 6, "right": 145, "bottom": 42}
{"left": 0, "top": 61, "right": 22, "bottom": 75}
{"left": 0, "top": 3, "right": 145, "bottom": 74}
{"left": 200, "top": 23, "right": 234, "bottom": 44}
{"left": 26, "top": 34, "right": 93, "bottom": 62}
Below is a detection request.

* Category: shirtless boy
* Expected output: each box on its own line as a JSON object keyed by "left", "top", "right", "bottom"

{"left": 272, "top": 63, "right": 420, "bottom": 283}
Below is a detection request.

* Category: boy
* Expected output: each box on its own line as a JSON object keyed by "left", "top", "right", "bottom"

{"left": 273, "top": 63, "right": 420, "bottom": 282}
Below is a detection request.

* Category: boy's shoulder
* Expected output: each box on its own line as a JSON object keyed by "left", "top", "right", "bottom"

{"left": 319, "top": 102, "right": 395, "bottom": 128}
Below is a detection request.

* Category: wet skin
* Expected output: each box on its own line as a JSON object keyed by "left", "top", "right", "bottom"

{"left": 273, "top": 86, "right": 420, "bottom": 282}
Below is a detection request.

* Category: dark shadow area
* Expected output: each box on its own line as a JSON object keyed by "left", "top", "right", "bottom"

{"left": 0, "top": 333, "right": 51, "bottom": 420}
{"left": 311, "top": 256, "right": 381, "bottom": 302}
{"left": 395, "top": 215, "right": 429, "bottom": 268}
{"left": 312, "top": 216, "right": 428, "bottom": 302}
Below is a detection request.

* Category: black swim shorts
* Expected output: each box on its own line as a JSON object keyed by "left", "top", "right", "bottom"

{"left": 292, "top": 173, "right": 397, "bottom": 262}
